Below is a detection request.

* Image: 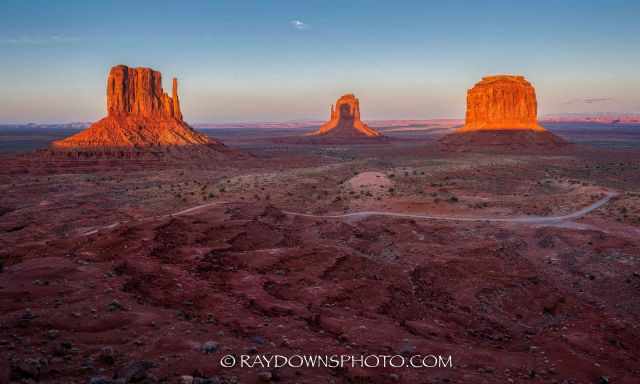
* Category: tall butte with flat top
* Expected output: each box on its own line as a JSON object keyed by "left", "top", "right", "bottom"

{"left": 308, "top": 94, "right": 382, "bottom": 138}
{"left": 441, "top": 75, "right": 566, "bottom": 148}
{"left": 51, "top": 65, "right": 224, "bottom": 155}
{"left": 460, "top": 75, "right": 544, "bottom": 132}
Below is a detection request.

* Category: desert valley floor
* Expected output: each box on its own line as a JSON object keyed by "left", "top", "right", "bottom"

{"left": 1, "top": 126, "right": 640, "bottom": 383}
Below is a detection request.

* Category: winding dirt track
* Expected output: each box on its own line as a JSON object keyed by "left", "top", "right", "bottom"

{"left": 78, "top": 201, "right": 227, "bottom": 236}
{"left": 78, "top": 192, "right": 617, "bottom": 237}
{"left": 283, "top": 191, "right": 618, "bottom": 224}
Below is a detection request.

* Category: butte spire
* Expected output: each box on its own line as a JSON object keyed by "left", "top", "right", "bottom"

{"left": 308, "top": 94, "right": 382, "bottom": 138}
{"left": 50, "top": 65, "right": 227, "bottom": 158}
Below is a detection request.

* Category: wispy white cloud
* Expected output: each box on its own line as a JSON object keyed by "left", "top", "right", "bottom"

{"left": 583, "top": 97, "right": 614, "bottom": 104}
{"left": 0, "top": 35, "right": 81, "bottom": 46}
{"left": 290, "top": 20, "right": 310, "bottom": 30}
{"left": 563, "top": 97, "right": 615, "bottom": 105}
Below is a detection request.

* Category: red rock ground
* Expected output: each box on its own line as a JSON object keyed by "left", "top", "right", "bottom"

{"left": 1, "top": 135, "right": 640, "bottom": 384}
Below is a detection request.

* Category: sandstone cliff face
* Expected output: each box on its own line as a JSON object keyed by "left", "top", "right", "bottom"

{"left": 309, "top": 94, "right": 382, "bottom": 137}
{"left": 440, "top": 75, "right": 567, "bottom": 149}
{"left": 460, "top": 75, "right": 545, "bottom": 132}
{"left": 106, "top": 65, "right": 182, "bottom": 120}
{"left": 52, "top": 65, "right": 219, "bottom": 151}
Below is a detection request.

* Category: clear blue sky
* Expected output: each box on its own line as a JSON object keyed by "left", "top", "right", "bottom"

{"left": 1, "top": 0, "right": 639, "bottom": 123}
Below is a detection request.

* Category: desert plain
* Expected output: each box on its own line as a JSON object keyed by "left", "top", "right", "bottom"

{"left": 1, "top": 122, "right": 640, "bottom": 384}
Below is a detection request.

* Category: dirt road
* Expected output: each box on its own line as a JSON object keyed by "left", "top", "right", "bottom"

{"left": 283, "top": 191, "right": 618, "bottom": 224}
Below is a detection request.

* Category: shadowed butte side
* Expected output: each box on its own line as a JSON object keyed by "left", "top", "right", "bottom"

{"left": 308, "top": 94, "right": 382, "bottom": 138}
{"left": 440, "top": 75, "right": 566, "bottom": 148}
{"left": 50, "top": 65, "right": 226, "bottom": 157}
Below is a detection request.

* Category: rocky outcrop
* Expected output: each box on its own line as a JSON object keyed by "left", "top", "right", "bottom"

{"left": 439, "top": 130, "right": 567, "bottom": 150}
{"left": 440, "top": 75, "right": 567, "bottom": 150}
{"left": 308, "top": 94, "right": 382, "bottom": 137}
{"left": 459, "top": 75, "right": 545, "bottom": 132}
{"left": 51, "top": 115, "right": 214, "bottom": 149}
{"left": 171, "top": 77, "right": 182, "bottom": 121}
{"left": 51, "top": 65, "right": 223, "bottom": 153}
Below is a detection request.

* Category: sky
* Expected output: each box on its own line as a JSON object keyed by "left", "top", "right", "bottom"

{"left": 1, "top": 0, "right": 639, "bottom": 123}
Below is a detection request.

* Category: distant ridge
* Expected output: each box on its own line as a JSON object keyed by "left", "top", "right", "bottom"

{"left": 543, "top": 113, "right": 640, "bottom": 124}
{"left": 192, "top": 119, "right": 462, "bottom": 130}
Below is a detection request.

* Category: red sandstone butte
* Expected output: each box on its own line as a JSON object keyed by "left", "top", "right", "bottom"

{"left": 51, "top": 65, "right": 220, "bottom": 151}
{"left": 308, "top": 94, "right": 382, "bottom": 137}
{"left": 440, "top": 75, "right": 567, "bottom": 149}
{"left": 459, "top": 75, "right": 545, "bottom": 132}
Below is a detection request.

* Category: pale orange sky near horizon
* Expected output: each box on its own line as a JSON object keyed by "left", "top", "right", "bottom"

{"left": 3, "top": 69, "right": 638, "bottom": 124}
{"left": 1, "top": 1, "right": 639, "bottom": 124}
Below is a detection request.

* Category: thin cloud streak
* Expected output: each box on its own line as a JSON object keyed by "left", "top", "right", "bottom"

{"left": 562, "top": 97, "right": 615, "bottom": 105}
{"left": 0, "top": 35, "right": 82, "bottom": 46}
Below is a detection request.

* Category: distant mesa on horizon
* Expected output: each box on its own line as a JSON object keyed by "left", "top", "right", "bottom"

{"left": 49, "top": 65, "right": 226, "bottom": 157}
{"left": 441, "top": 75, "right": 567, "bottom": 149}
{"left": 307, "top": 94, "right": 383, "bottom": 138}
{"left": 542, "top": 112, "right": 640, "bottom": 125}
